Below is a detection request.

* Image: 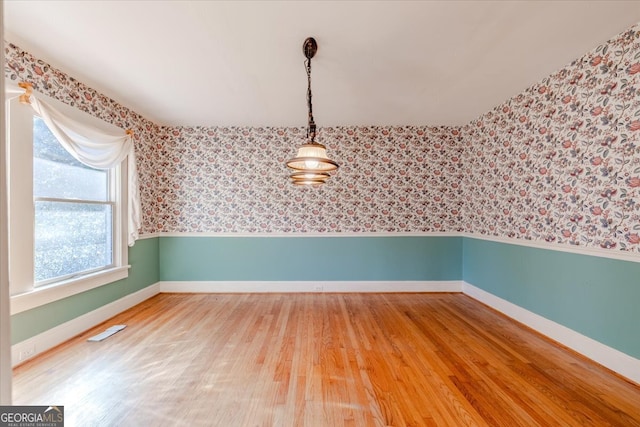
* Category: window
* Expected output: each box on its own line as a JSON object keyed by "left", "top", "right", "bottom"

{"left": 33, "top": 117, "right": 114, "bottom": 284}
{"left": 7, "top": 96, "right": 128, "bottom": 314}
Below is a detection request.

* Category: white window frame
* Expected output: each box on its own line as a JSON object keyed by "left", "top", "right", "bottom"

{"left": 7, "top": 96, "right": 129, "bottom": 315}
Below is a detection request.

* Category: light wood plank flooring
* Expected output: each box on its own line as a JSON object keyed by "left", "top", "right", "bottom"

{"left": 12, "top": 293, "right": 640, "bottom": 426}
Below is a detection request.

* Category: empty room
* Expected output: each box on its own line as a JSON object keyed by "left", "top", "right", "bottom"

{"left": 1, "top": 1, "right": 640, "bottom": 426}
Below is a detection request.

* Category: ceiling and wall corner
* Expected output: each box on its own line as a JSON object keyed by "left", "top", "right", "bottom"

{"left": 4, "top": 1, "right": 640, "bottom": 127}
{"left": 462, "top": 23, "right": 640, "bottom": 251}
{"left": 3, "top": 43, "right": 162, "bottom": 235}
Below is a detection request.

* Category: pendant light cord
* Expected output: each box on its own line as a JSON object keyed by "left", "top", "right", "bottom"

{"left": 306, "top": 57, "right": 316, "bottom": 143}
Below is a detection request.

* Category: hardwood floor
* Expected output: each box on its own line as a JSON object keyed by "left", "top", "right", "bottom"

{"left": 12, "top": 293, "right": 640, "bottom": 426}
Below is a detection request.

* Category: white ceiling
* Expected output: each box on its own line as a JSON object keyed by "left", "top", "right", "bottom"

{"left": 4, "top": 1, "right": 640, "bottom": 127}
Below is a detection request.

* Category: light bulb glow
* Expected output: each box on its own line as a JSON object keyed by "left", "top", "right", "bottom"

{"left": 304, "top": 160, "right": 319, "bottom": 169}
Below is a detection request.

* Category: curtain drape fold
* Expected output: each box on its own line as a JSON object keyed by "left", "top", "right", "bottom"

{"left": 7, "top": 84, "right": 141, "bottom": 245}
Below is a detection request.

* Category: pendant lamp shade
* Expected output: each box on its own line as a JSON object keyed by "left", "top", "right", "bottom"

{"left": 286, "top": 143, "right": 339, "bottom": 172}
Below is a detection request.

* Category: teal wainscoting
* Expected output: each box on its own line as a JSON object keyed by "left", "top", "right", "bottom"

{"left": 463, "top": 237, "right": 640, "bottom": 359}
{"left": 159, "top": 236, "right": 462, "bottom": 281}
{"left": 11, "top": 237, "right": 159, "bottom": 344}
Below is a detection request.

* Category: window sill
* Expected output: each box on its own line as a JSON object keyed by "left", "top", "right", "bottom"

{"left": 10, "top": 266, "right": 130, "bottom": 315}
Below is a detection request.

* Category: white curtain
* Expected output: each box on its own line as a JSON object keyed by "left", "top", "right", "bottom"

{"left": 7, "top": 85, "right": 141, "bottom": 245}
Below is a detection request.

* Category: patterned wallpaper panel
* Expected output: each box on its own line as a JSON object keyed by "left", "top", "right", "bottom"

{"left": 153, "top": 125, "right": 463, "bottom": 233}
{"left": 4, "top": 42, "right": 160, "bottom": 235}
{"left": 462, "top": 23, "right": 640, "bottom": 252}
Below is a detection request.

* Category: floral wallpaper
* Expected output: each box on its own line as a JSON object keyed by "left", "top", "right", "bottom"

{"left": 462, "top": 23, "right": 640, "bottom": 252}
{"left": 4, "top": 21, "right": 640, "bottom": 252}
{"left": 154, "top": 125, "right": 464, "bottom": 233}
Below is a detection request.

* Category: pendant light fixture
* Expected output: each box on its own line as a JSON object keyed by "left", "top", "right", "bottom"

{"left": 286, "top": 37, "right": 339, "bottom": 186}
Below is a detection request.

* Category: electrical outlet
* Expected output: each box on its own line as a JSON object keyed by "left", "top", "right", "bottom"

{"left": 19, "top": 344, "right": 36, "bottom": 361}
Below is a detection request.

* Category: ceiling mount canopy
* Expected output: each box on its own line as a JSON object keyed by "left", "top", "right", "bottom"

{"left": 286, "top": 37, "right": 339, "bottom": 186}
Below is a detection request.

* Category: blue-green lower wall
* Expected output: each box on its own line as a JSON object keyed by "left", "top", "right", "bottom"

{"left": 159, "top": 236, "right": 462, "bottom": 281}
{"left": 11, "top": 237, "right": 159, "bottom": 344}
{"left": 463, "top": 237, "right": 640, "bottom": 359}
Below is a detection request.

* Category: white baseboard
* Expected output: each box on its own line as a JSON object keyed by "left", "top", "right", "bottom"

{"left": 462, "top": 281, "right": 640, "bottom": 385}
{"left": 11, "top": 283, "right": 160, "bottom": 367}
{"left": 159, "top": 280, "right": 462, "bottom": 293}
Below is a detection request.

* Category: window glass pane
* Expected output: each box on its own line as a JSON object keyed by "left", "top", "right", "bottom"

{"left": 33, "top": 116, "right": 108, "bottom": 201}
{"left": 35, "top": 201, "right": 113, "bottom": 283}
